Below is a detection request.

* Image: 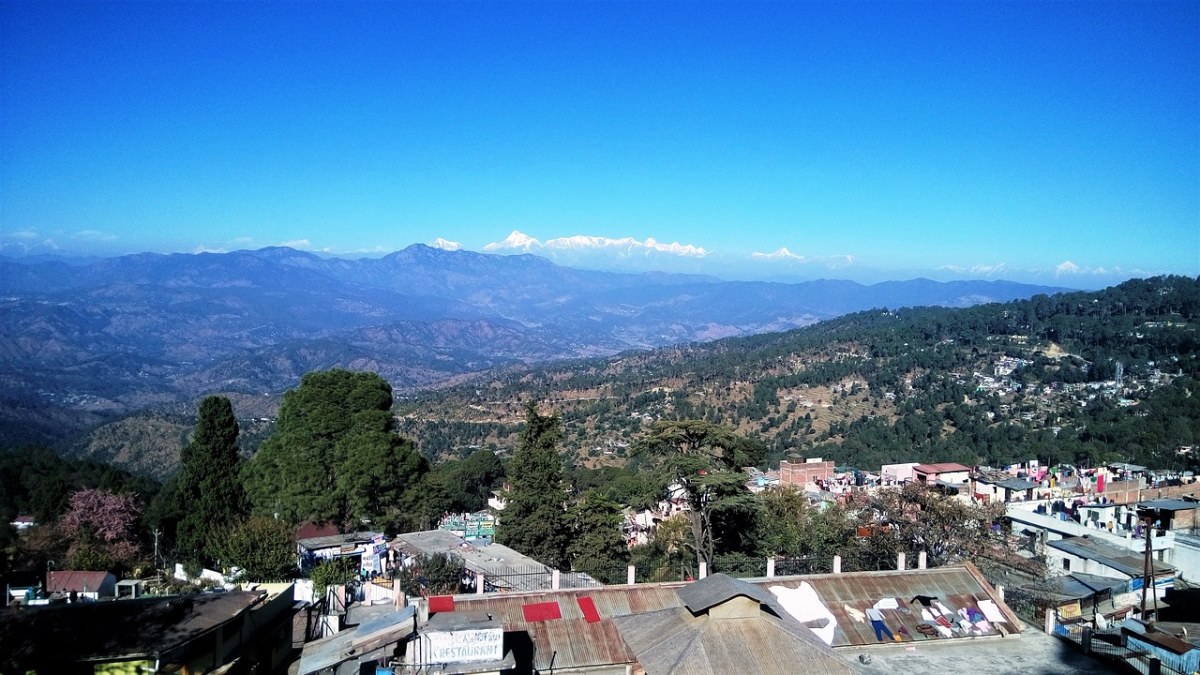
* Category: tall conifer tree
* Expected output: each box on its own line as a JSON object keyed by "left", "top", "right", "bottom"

{"left": 496, "top": 402, "right": 571, "bottom": 569}
{"left": 177, "top": 396, "right": 246, "bottom": 566}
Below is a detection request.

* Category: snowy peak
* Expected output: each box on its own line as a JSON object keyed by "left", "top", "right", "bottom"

{"left": 429, "top": 237, "right": 462, "bottom": 251}
{"left": 484, "top": 230, "right": 541, "bottom": 252}
{"left": 484, "top": 231, "right": 707, "bottom": 258}
{"left": 752, "top": 247, "right": 805, "bottom": 261}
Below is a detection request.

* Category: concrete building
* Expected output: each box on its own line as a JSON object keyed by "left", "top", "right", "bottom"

{"left": 972, "top": 475, "right": 1038, "bottom": 503}
{"left": 912, "top": 463, "right": 971, "bottom": 486}
{"left": 1046, "top": 536, "right": 1175, "bottom": 590}
{"left": 298, "top": 530, "right": 388, "bottom": 575}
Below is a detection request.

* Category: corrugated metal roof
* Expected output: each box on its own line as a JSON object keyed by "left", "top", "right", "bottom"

{"left": 754, "top": 563, "right": 1022, "bottom": 647}
{"left": 441, "top": 564, "right": 1015, "bottom": 669}
{"left": 525, "top": 617, "right": 638, "bottom": 671}
{"left": 298, "top": 530, "right": 381, "bottom": 551}
{"left": 614, "top": 606, "right": 857, "bottom": 675}
{"left": 1109, "top": 462, "right": 1148, "bottom": 472}
{"left": 1019, "top": 573, "right": 1127, "bottom": 602}
{"left": 446, "top": 584, "right": 684, "bottom": 671}
{"left": 1139, "top": 499, "right": 1199, "bottom": 511}
{"left": 47, "top": 571, "right": 113, "bottom": 594}
{"left": 677, "top": 573, "right": 774, "bottom": 614}
{"left": 298, "top": 605, "right": 415, "bottom": 675}
{"left": 447, "top": 583, "right": 685, "bottom": 626}
{"left": 1048, "top": 536, "right": 1176, "bottom": 577}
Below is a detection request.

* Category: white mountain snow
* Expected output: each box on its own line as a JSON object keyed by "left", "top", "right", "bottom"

{"left": 751, "top": 247, "right": 805, "bottom": 261}
{"left": 429, "top": 237, "right": 462, "bottom": 251}
{"left": 484, "top": 230, "right": 707, "bottom": 258}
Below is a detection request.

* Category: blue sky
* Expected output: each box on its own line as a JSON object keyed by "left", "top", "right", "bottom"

{"left": 1, "top": 1, "right": 1196, "bottom": 287}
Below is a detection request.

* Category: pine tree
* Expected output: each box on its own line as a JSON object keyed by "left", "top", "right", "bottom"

{"left": 243, "top": 370, "right": 427, "bottom": 529}
{"left": 177, "top": 396, "right": 246, "bottom": 566}
{"left": 496, "top": 402, "right": 571, "bottom": 570}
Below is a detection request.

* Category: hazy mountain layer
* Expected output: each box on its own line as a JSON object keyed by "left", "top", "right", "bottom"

{"left": 0, "top": 245, "right": 1067, "bottom": 452}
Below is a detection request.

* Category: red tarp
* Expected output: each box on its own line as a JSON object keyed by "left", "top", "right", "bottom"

{"left": 521, "top": 601, "right": 562, "bottom": 622}
{"left": 429, "top": 595, "right": 455, "bottom": 613}
{"left": 577, "top": 596, "right": 601, "bottom": 623}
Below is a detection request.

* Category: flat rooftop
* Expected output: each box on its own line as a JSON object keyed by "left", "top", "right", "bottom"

{"left": 854, "top": 622, "right": 1123, "bottom": 675}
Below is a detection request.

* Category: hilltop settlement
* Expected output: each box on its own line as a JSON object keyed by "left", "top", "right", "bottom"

{"left": 1, "top": 276, "right": 1199, "bottom": 674}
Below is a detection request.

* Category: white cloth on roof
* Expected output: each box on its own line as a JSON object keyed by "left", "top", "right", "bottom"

{"left": 844, "top": 605, "right": 866, "bottom": 623}
{"left": 873, "top": 597, "right": 899, "bottom": 610}
{"left": 866, "top": 607, "right": 885, "bottom": 622}
{"left": 770, "top": 583, "right": 839, "bottom": 646}
{"left": 977, "top": 599, "right": 1007, "bottom": 623}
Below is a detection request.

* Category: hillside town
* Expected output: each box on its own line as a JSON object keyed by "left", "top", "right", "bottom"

{"left": 6, "top": 446, "right": 1200, "bottom": 675}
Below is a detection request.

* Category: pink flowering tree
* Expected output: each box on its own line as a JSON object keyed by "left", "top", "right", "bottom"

{"left": 60, "top": 489, "right": 143, "bottom": 570}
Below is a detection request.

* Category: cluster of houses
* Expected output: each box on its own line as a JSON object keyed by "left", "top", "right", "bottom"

{"left": 9, "top": 450, "right": 1200, "bottom": 673}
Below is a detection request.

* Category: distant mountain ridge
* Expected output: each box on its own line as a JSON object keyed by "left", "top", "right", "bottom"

{"left": 0, "top": 244, "right": 1070, "bottom": 449}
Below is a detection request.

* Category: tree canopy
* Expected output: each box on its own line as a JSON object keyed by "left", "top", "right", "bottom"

{"left": 634, "top": 420, "right": 765, "bottom": 568}
{"left": 243, "top": 370, "right": 427, "bottom": 529}
{"left": 211, "top": 516, "right": 296, "bottom": 582}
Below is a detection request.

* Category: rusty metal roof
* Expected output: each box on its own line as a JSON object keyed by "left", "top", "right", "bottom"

{"left": 445, "top": 584, "right": 685, "bottom": 671}
{"left": 523, "top": 617, "right": 638, "bottom": 671}
{"left": 447, "top": 583, "right": 686, "bottom": 625}
{"left": 441, "top": 564, "right": 1017, "bottom": 670}
{"left": 754, "top": 563, "right": 1022, "bottom": 647}
{"left": 46, "top": 571, "right": 113, "bottom": 594}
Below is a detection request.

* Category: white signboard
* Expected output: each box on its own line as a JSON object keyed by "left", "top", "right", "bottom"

{"left": 426, "top": 628, "right": 504, "bottom": 663}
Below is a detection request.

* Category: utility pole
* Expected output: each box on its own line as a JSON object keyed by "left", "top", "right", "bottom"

{"left": 1140, "top": 514, "right": 1160, "bottom": 622}
{"left": 153, "top": 528, "right": 162, "bottom": 570}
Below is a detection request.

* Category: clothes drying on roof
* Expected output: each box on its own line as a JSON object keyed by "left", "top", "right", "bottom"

{"left": 844, "top": 605, "right": 866, "bottom": 623}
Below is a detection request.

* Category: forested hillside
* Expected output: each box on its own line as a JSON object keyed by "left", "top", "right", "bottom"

{"left": 398, "top": 275, "right": 1200, "bottom": 472}
{"left": 1, "top": 245, "right": 1062, "bottom": 451}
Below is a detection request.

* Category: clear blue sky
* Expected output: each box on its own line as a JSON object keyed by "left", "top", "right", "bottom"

{"left": 2, "top": 0, "right": 1197, "bottom": 286}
